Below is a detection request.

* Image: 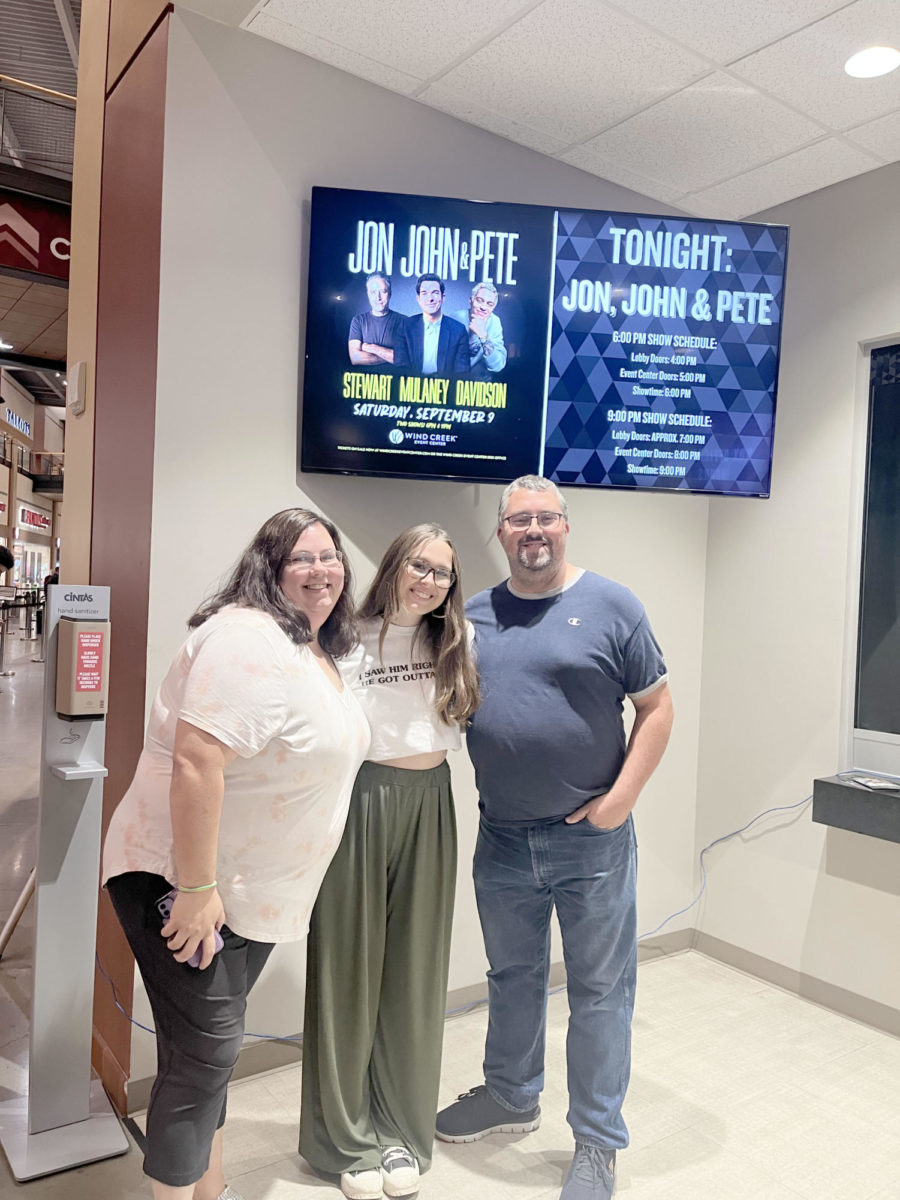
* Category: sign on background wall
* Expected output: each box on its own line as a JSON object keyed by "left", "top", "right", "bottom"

{"left": 20, "top": 507, "right": 51, "bottom": 531}
{"left": 0, "top": 188, "right": 70, "bottom": 282}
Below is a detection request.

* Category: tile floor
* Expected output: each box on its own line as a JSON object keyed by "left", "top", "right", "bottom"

{"left": 2, "top": 638, "right": 900, "bottom": 1199}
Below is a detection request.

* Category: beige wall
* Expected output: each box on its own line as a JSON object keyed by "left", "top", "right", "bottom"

{"left": 1, "top": 370, "right": 36, "bottom": 447}
{"left": 43, "top": 411, "right": 65, "bottom": 453}
{"left": 130, "top": 10, "right": 710, "bottom": 1078}
{"left": 696, "top": 162, "right": 900, "bottom": 1010}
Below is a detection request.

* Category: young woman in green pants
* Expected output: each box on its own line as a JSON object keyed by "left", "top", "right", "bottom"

{"left": 299, "top": 523, "right": 479, "bottom": 1200}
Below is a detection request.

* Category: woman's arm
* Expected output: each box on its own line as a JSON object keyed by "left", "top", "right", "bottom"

{"left": 161, "top": 718, "right": 237, "bottom": 969}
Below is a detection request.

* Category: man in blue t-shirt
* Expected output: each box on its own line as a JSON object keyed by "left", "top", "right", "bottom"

{"left": 436, "top": 475, "right": 673, "bottom": 1200}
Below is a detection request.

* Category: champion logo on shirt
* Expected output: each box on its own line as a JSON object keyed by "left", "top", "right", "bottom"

{"left": 568, "top": 617, "right": 582, "bottom": 626}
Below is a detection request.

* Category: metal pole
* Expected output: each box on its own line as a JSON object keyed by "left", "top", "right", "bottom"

{"left": 0, "top": 604, "right": 15, "bottom": 677}
{"left": 0, "top": 869, "right": 35, "bottom": 960}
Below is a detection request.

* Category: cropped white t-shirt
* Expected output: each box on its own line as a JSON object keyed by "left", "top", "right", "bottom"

{"left": 342, "top": 617, "right": 468, "bottom": 760}
{"left": 102, "top": 606, "right": 370, "bottom": 942}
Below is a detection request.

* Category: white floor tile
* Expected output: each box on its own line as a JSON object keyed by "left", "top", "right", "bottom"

{"left": 618, "top": 1126, "right": 804, "bottom": 1198}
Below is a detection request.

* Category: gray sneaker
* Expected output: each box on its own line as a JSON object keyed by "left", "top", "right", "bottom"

{"left": 559, "top": 1144, "right": 616, "bottom": 1200}
{"left": 435, "top": 1084, "right": 541, "bottom": 1143}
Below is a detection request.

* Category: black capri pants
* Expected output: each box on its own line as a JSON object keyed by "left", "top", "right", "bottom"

{"left": 107, "top": 871, "right": 274, "bottom": 1187}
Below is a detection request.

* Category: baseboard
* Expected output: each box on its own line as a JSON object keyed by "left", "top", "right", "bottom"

{"left": 127, "top": 1033, "right": 304, "bottom": 1113}
{"left": 694, "top": 931, "right": 900, "bottom": 1037}
{"left": 126, "top": 931, "right": 693, "bottom": 1112}
{"left": 637, "top": 926, "right": 694, "bottom": 961}
{"left": 126, "top": 928, "right": 897, "bottom": 1113}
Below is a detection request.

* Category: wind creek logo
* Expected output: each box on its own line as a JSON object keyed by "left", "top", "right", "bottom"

{"left": 388, "top": 428, "right": 404, "bottom": 445}
{"left": 0, "top": 202, "right": 70, "bottom": 271}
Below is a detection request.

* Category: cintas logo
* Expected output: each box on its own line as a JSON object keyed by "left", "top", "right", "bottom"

{"left": 64, "top": 592, "right": 95, "bottom": 602}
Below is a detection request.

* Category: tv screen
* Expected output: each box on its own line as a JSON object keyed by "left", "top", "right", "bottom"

{"left": 300, "top": 187, "right": 788, "bottom": 497}
{"left": 301, "top": 187, "right": 555, "bottom": 484}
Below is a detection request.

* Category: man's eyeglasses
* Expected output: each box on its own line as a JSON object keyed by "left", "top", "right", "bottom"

{"left": 502, "top": 511, "right": 565, "bottom": 530}
{"left": 405, "top": 557, "right": 455, "bottom": 589}
{"left": 285, "top": 550, "right": 344, "bottom": 569}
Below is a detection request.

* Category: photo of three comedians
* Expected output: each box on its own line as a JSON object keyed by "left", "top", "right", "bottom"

{"left": 348, "top": 273, "right": 507, "bottom": 381}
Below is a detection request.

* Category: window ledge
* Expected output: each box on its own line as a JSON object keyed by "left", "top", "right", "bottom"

{"left": 812, "top": 776, "right": 900, "bottom": 844}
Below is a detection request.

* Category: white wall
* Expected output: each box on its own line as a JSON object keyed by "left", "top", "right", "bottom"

{"left": 696, "top": 162, "right": 900, "bottom": 1010}
{"left": 132, "top": 10, "right": 709, "bottom": 1076}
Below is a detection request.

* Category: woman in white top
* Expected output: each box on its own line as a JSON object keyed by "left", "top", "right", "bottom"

{"left": 299, "top": 524, "right": 479, "bottom": 1200}
{"left": 103, "top": 509, "right": 369, "bottom": 1200}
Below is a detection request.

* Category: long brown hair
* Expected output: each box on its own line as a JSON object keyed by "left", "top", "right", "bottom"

{"left": 359, "top": 524, "right": 479, "bottom": 726}
{"left": 189, "top": 508, "right": 357, "bottom": 657}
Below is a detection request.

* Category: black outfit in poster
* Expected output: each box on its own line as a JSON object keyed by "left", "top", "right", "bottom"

{"left": 397, "top": 313, "right": 470, "bottom": 375}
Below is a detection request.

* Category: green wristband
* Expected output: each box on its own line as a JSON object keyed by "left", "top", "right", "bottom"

{"left": 176, "top": 880, "right": 217, "bottom": 893}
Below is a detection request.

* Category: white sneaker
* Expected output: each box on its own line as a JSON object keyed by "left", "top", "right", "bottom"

{"left": 217, "top": 1189, "right": 246, "bottom": 1200}
{"left": 380, "top": 1146, "right": 419, "bottom": 1197}
{"left": 340, "top": 1166, "right": 384, "bottom": 1199}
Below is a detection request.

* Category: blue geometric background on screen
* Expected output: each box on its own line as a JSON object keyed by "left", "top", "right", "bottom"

{"left": 544, "top": 210, "right": 789, "bottom": 496}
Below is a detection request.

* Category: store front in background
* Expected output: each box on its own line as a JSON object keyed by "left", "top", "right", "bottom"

{"left": 13, "top": 504, "right": 54, "bottom": 585}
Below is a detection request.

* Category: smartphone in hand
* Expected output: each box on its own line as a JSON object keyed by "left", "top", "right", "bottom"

{"left": 156, "top": 888, "right": 224, "bottom": 967}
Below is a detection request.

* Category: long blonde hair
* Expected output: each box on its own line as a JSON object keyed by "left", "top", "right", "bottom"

{"left": 358, "top": 524, "right": 479, "bottom": 726}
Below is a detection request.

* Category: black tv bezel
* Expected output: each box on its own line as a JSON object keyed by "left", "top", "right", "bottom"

{"left": 299, "top": 185, "right": 789, "bottom": 499}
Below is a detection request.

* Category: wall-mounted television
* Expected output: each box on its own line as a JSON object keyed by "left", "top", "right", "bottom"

{"left": 300, "top": 187, "right": 788, "bottom": 498}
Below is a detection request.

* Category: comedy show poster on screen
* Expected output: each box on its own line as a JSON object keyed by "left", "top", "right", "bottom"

{"left": 545, "top": 210, "right": 788, "bottom": 495}
{"left": 301, "top": 187, "right": 556, "bottom": 483}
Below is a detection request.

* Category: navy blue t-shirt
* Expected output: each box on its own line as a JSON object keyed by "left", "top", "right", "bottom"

{"left": 465, "top": 570, "right": 667, "bottom": 824}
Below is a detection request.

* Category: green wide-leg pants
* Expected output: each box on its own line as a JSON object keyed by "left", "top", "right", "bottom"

{"left": 299, "top": 759, "right": 457, "bottom": 1175}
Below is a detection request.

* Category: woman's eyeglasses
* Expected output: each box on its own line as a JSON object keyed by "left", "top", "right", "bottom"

{"left": 405, "top": 557, "right": 455, "bottom": 589}
{"left": 285, "top": 550, "right": 344, "bottom": 569}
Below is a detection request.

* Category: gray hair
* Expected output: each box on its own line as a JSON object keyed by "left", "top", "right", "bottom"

{"left": 497, "top": 475, "right": 568, "bottom": 526}
{"left": 366, "top": 272, "right": 391, "bottom": 295}
{"left": 471, "top": 280, "right": 498, "bottom": 299}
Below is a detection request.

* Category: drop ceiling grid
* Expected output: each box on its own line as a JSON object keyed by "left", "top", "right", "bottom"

{"left": 0, "top": 281, "right": 68, "bottom": 359}
{"left": 255, "top": 0, "right": 536, "bottom": 81}
{"left": 237, "top": 0, "right": 900, "bottom": 217}
{"left": 845, "top": 108, "right": 900, "bottom": 159}
{"left": 17, "top": 310, "right": 67, "bottom": 357}
{"left": 560, "top": 73, "right": 829, "bottom": 196}
{"left": 682, "top": 137, "right": 886, "bottom": 217}
{"left": 728, "top": 0, "right": 900, "bottom": 131}
{"left": 602, "top": 0, "right": 857, "bottom": 65}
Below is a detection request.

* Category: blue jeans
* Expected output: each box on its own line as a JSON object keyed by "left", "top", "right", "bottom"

{"left": 473, "top": 813, "right": 637, "bottom": 1150}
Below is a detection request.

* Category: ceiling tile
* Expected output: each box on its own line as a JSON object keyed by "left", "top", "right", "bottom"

{"left": 568, "top": 72, "right": 825, "bottom": 194}
{"left": 607, "top": 0, "right": 851, "bottom": 65}
{"left": 253, "top": 0, "right": 532, "bottom": 81}
{"left": 682, "top": 136, "right": 883, "bottom": 218}
{"left": 555, "top": 146, "right": 687, "bottom": 204}
{"left": 731, "top": 0, "right": 900, "bottom": 131}
{"left": 12, "top": 301, "right": 66, "bottom": 318}
{"left": 430, "top": 0, "right": 710, "bottom": 144}
{"left": 25, "top": 338, "right": 68, "bottom": 358}
{"left": 0, "top": 314, "right": 44, "bottom": 329}
{"left": 0, "top": 277, "right": 29, "bottom": 293}
{"left": 26, "top": 283, "right": 67, "bottom": 308}
{"left": 247, "top": 11, "right": 423, "bottom": 93}
{"left": 419, "top": 83, "right": 570, "bottom": 156}
{"left": 845, "top": 109, "right": 900, "bottom": 160}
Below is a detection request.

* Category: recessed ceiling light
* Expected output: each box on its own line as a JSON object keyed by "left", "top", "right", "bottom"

{"left": 0, "top": 338, "right": 13, "bottom": 350}
{"left": 844, "top": 45, "right": 900, "bottom": 78}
